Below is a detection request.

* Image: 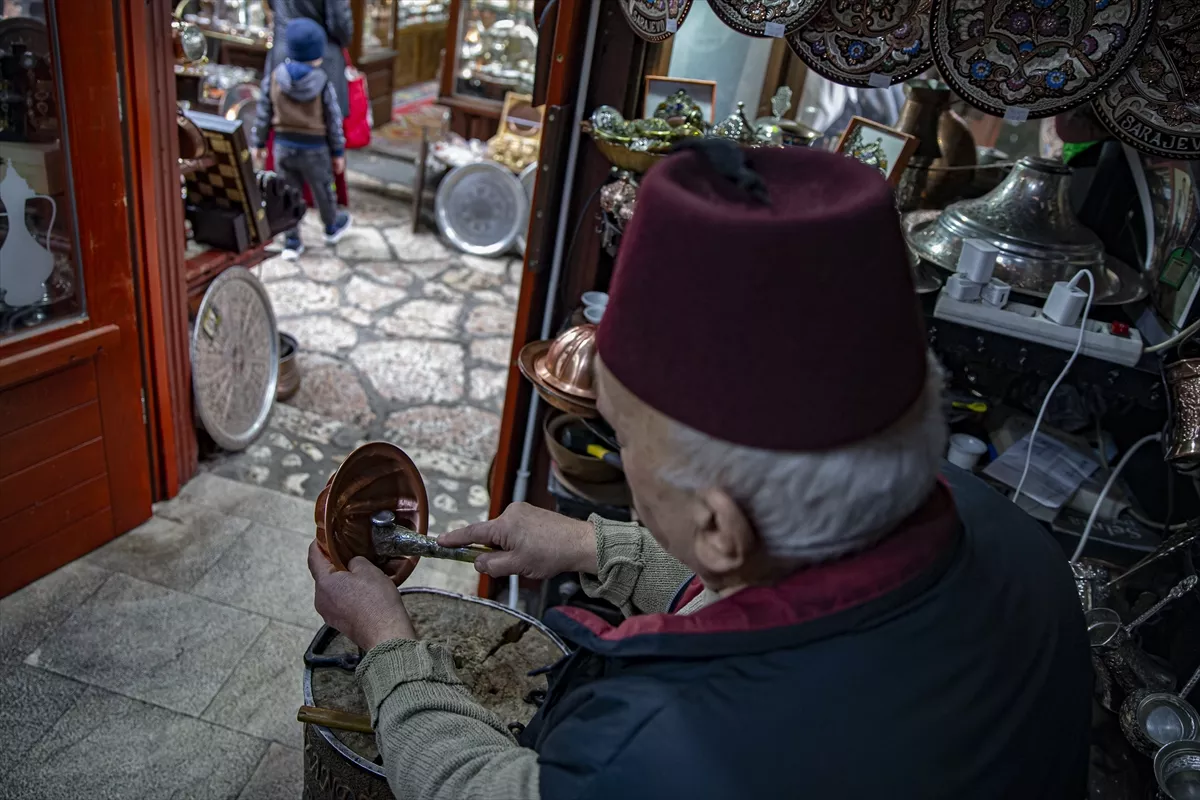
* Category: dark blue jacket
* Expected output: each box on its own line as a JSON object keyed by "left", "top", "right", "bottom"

{"left": 523, "top": 467, "right": 1092, "bottom": 799}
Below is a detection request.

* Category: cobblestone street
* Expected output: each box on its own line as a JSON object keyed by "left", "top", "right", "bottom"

{"left": 201, "top": 179, "right": 520, "bottom": 538}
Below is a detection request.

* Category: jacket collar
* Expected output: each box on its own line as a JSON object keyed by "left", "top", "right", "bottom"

{"left": 546, "top": 482, "right": 962, "bottom": 658}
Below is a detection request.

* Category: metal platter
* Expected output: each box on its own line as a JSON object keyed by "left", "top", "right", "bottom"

{"left": 930, "top": 0, "right": 1157, "bottom": 120}
{"left": 786, "top": 0, "right": 934, "bottom": 87}
{"left": 1092, "top": 1, "right": 1200, "bottom": 159}
{"left": 435, "top": 160, "right": 528, "bottom": 257}
{"left": 903, "top": 209, "right": 1150, "bottom": 306}
{"left": 191, "top": 267, "right": 278, "bottom": 451}
{"left": 516, "top": 162, "right": 537, "bottom": 255}
{"left": 618, "top": 0, "right": 694, "bottom": 42}
{"left": 707, "top": 0, "right": 823, "bottom": 38}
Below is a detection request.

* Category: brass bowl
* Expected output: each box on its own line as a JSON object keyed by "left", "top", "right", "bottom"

{"left": 582, "top": 122, "right": 667, "bottom": 174}
{"left": 315, "top": 442, "right": 429, "bottom": 572}
{"left": 543, "top": 413, "right": 622, "bottom": 483}
{"left": 533, "top": 324, "right": 597, "bottom": 400}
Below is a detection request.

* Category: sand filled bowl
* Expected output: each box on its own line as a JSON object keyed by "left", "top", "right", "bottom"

{"left": 303, "top": 588, "right": 568, "bottom": 799}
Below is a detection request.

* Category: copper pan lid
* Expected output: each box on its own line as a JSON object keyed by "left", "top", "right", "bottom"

{"left": 315, "top": 442, "right": 429, "bottom": 571}
{"left": 517, "top": 339, "right": 598, "bottom": 417}
{"left": 531, "top": 324, "right": 597, "bottom": 399}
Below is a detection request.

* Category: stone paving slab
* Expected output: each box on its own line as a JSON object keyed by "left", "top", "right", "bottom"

{"left": 0, "top": 560, "right": 109, "bottom": 666}
{"left": 0, "top": 686, "right": 267, "bottom": 800}
{"left": 236, "top": 743, "right": 304, "bottom": 800}
{"left": 27, "top": 573, "right": 269, "bottom": 716}
{"left": 0, "top": 666, "right": 83, "bottom": 777}
{"left": 190, "top": 523, "right": 324, "bottom": 631}
{"left": 201, "top": 621, "right": 312, "bottom": 749}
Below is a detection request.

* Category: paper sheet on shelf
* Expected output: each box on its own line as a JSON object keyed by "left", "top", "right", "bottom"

{"left": 983, "top": 433, "right": 1099, "bottom": 509}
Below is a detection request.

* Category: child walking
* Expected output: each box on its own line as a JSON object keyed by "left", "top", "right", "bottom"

{"left": 252, "top": 17, "right": 351, "bottom": 260}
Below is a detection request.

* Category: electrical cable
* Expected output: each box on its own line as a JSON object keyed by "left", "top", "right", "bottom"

{"left": 1013, "top": 269, "right": 1096, "bottom": 504}
{"left": 1145, "top": 318, "right": 1200, "bottom": 353}
{"left": 1126, "top": 507, "right": 1195, "bottom": 532}
{"left": 1072, "top": 433, "right": 1164, "bottom": 563}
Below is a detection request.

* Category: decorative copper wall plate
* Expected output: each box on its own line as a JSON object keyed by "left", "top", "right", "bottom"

{"left": 315, "top": 442, "right": 429, "bottom": 572}
{"left": 787, "top": 0, "right": 934, "bottom": 87}
{"left": 931, "top": 0, "right": 1157, "bottom": 119}
{"left": 619, "top": 0, "right": 694, "bottom": 42}
{"left": 1092, "top": 0, "right": 1200, "bottom": 159}
{"left": 708, "top": 0, "right": 823, "bottom": 38}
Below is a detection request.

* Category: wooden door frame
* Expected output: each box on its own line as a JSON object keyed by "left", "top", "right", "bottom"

{"left": 482, "top": 0, "right": 648, "bottom": 598}
{"left": 0, "top": 0, "right": 153, "bottom": 531}
{"left": 118, "top": 0, "right": 198, "bottom": 499}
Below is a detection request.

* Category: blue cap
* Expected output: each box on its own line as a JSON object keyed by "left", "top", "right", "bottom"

{"left": 286, "top": 18, "right": 326, "bottom": 63}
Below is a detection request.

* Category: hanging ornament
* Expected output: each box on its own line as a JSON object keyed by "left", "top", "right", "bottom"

{"left": 618, "top": 0, "right": 694, "bottom": 42}
{"left": 1092, "top": 0, "right": 1200, "bottom": 159}
{"left": 930, "top": 0, "right": 1157, "bottom": 120}
{"left": 787, "top": 0, "right": 934, "bottom": 88}
{"left": 707, "top": 0, "right": 823, "bottom": 39}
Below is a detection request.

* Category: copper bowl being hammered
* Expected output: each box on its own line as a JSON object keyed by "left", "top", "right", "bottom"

{"left": 531, "top": 324, "right": 597, "bottom": 400}
{"left": 315, "top": 442, "right": 429, "bottom": 571}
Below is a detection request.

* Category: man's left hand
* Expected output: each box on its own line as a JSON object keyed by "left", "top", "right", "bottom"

{"left": 308, "top": 542, "right": 418, "bottom": 650}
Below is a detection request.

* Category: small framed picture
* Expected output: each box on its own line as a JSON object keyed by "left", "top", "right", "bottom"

{"left": 835, "top": 116, "right": 919, "bottom": 186}
{"left": 643, "top": 76, "right": 718, "bottom": 124}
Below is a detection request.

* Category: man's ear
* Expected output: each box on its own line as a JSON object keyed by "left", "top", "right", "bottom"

{"left": 692, "top": 488, "right": 756, "bottom": 578}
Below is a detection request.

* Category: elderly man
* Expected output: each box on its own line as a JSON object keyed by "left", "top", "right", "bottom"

{"left": 308, "top": 142, "right": 1092, "bottom": 799}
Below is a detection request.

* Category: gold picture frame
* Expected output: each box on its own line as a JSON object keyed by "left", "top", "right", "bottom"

{"left": 835, "top": 116, "right": 919, "bottom": 186}
{"left": 643, "top": 75, "right": 718, "bottom": 124}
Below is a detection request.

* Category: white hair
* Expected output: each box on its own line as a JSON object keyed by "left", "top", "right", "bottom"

{"left": 659, "top": 352, "right": 948, "bottom": 563}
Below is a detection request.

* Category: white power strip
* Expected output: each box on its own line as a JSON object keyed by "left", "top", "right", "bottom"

{"left": 934, "top": 292, "right": 1144, "bottom": 367}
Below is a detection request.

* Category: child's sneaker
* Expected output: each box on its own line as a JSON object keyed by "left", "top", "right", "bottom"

{"left": 281, "top": 234, "right": 306, "bottom": 261}
{"left": 323, "top": 211, "right": 352, "bottom": 245}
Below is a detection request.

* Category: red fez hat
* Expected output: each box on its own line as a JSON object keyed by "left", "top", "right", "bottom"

{"left": 596, "top": 143, "right": 927, "bottom": 452}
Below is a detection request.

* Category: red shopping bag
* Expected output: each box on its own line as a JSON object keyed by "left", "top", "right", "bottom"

{"left": 343, "top": 49, "right": 372, "bottom": 150}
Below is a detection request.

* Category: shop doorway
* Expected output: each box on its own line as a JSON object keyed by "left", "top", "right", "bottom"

{"left": 0, "top": 0, "right": 154, "bottom": 596}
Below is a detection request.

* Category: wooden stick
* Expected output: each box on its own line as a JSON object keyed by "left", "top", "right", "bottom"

{"left": 297, "top": 705, "right": 374, "bottom": 734}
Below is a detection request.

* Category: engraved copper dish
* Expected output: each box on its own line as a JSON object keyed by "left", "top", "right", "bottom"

{"left": 314, "top": 442, "right": 429, "bottom": 572}
{"left": 1165, "top": 358, "right": 1200, "bottom": 470}
{"left": 905, "top": 157, "right": 1148, "bottom": 304}
{"left": 533, "top": 324, "right": 597, "bottom": 399}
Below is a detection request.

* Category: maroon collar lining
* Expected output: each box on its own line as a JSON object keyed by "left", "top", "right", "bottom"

{"left": 556, "top": 482, "right": 959, "bottom": 642}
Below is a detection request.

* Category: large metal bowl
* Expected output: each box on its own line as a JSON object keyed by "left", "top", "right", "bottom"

{"left": 906, "top": 157, "right": 1136, "bottom": 302}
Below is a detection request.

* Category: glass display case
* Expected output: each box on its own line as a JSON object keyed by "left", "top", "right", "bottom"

{"left": 361, "top": 0, "right": 396, "bottom": 54}
{"left": 184, "top": 0, "right": 271, "bottom": 45}
{"left": 452, "top": 0, "right": 537, "bottom": 104}
{"left": 397, "top": 0, "right": 449, "bottom": 28}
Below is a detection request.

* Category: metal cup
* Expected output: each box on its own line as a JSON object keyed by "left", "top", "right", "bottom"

{"left": 1165, "top": 358, "right": 1200, "bottom": 472}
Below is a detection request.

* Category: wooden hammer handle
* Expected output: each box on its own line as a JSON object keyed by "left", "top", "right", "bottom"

{"left": 297, "top": 705, "right": 374, "bottom": 734}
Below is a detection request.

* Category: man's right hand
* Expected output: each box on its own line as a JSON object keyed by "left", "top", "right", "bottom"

{"left": 439, "top": 503, "right": 598, "bottom": 579}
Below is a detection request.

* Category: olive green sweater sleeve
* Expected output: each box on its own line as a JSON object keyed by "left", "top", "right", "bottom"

{"left": 357, "top": 638, "right": 539, "bottom": 800}
{"left": 578, "top": 515, "right": 695, "bottom": 616}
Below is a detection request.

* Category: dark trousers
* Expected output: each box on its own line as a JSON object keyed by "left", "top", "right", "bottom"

{"left": 273, "top": 143, "right": 338, "bottom": 237}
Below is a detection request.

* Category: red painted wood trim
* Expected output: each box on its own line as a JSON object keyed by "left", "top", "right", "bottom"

{"left": 0, "top": 325, "right": 120, "bottom": 391}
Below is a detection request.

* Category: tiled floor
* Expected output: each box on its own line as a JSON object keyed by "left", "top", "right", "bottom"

{"left": 201, "top": 174, "right": 521, "bottom": 542}
{"left": 0, "top": 473, "right": 476, "bottom": 800}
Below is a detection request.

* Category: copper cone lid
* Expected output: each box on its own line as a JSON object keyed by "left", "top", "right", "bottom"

{"left": 532, "top": 323, "right": 598, "bottom": 399}
{"left": 315, "top": 442, "right": 429, "bottom": 571}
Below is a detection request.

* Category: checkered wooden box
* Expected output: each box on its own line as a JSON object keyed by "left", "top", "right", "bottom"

{"left": 182, "top": 110, "right": 271, "bottom": 247}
